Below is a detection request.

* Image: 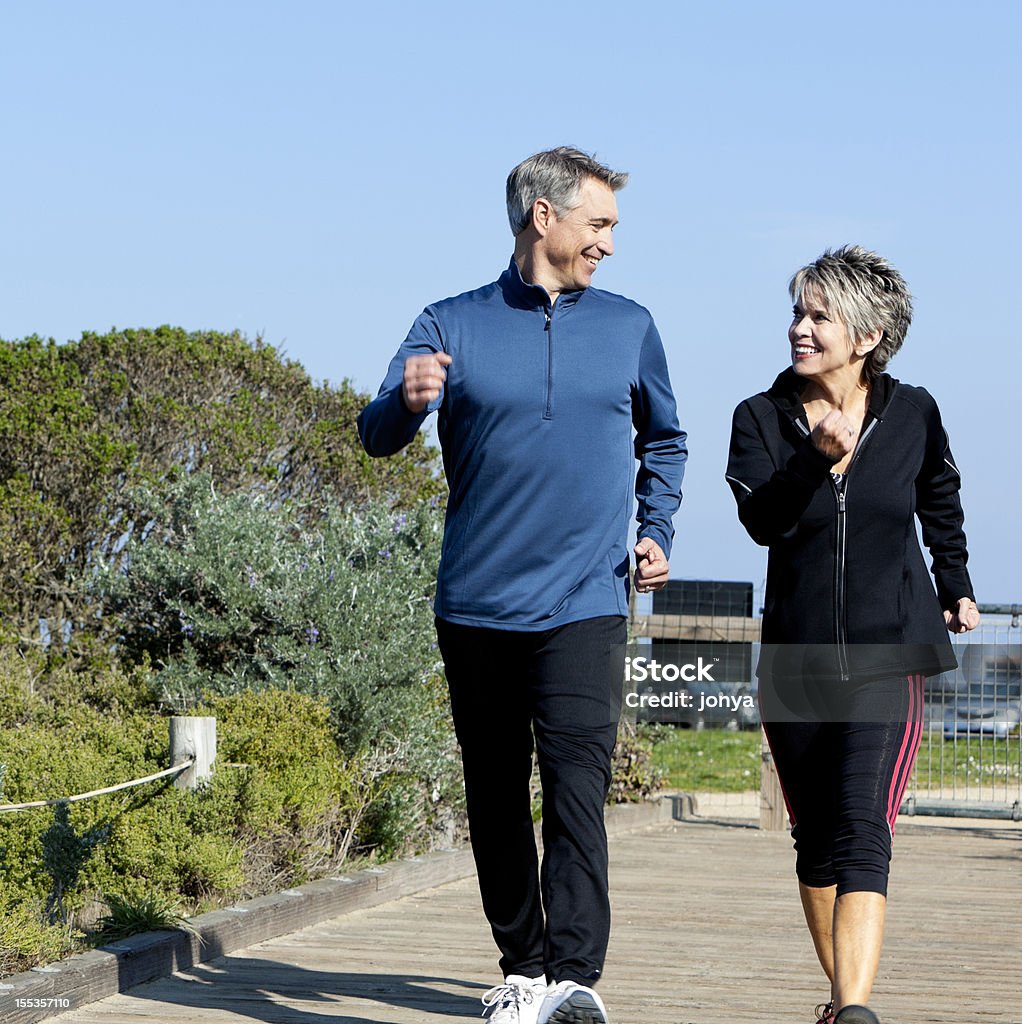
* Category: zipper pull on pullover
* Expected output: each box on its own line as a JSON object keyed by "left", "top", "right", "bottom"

{"left": 543, "top": 306, "right": 553, "bottom": 419}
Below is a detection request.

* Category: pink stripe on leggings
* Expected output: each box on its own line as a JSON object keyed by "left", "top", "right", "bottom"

{"left": 886, "top": 673, "right": 925, "bottom": 830}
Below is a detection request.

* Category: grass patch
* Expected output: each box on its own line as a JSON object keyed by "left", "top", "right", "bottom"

{"left": 652, "top": 727, "right": 1022, "bottom": 797}
{"left": 651, "top": 726, "right": 761, "bottom": 792}
{"left": 912, "top": 734, "right": 1022, "bottom": 788}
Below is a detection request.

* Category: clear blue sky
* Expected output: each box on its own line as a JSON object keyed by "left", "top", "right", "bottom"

{"left": 3, "top": 1, "right": 1019, "bottom": 601}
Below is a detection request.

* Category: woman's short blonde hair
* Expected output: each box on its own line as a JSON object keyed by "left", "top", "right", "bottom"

{"left": 789, "top": 245, "right": 913, "bottom": 382}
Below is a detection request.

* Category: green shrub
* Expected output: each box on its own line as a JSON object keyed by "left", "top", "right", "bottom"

{"left": 608, "top": 723, "right": 664, "bottom": 803}
{"left": 197, "top": 689, "right": 401, "bottom": 891}
{"left": 0, "top": 328, "right": 444, "bottom": 649}
{"left": 0, "top": 892, "right": 78, "bottom": 978}
{"left": 0, "top": 665, "right": 373, "bottom": 921}
{"left": 91, "top": 478, "right": 463, "bottom": 856}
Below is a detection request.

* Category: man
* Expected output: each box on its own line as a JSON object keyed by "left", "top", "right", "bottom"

{"left": 357, "top": 147, "right": 686, "bottom": 1024}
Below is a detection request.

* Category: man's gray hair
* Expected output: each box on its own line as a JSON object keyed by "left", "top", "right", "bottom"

{"left": 789, "top": 245, "right": 914, "bottom": 382}
{"left": 506, "top": 146, "right": 628, "bottom": 236}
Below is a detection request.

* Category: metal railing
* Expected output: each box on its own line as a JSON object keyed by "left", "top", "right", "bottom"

{"left": 905, "top": 611, "right": 1021, "bottom": 820}
{"left": 633, "top": 587, "right": 1021, "bottom": 821}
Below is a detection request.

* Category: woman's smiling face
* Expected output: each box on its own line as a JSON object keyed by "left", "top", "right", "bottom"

{"left": 788, "top": 286, "right": 858, "bottom": 382}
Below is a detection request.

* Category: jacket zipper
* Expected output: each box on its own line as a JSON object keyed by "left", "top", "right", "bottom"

{"left": 543, "top": 306, "right": 553, "bottom": 420}
{"left": 830, "top": 418, "right": 879, "bottom": 679}
{"left": 833, "top": 482, "right": 849, "bottom": 679}
{"left": 794, "top": 416, "right": 879, "bottom": 680}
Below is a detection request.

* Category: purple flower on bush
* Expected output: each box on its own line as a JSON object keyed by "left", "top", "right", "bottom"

{"left": 392, "top": 513, "right": 408, "bottom": 535}
{"left": 180, "top": 621, "right": 194, "bottom": 638}
{"left": 378, "top": 548, "right": 392, "bottom": 560}
{"left": 305, "top": 625, "right": 320, "bottom": 645}
{"left": 245, "top": 565, "right": 258, "bottom": 587}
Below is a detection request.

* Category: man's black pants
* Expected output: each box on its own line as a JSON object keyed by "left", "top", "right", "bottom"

{"left": 435, "top": 615, "right": 625, "bottom": 986}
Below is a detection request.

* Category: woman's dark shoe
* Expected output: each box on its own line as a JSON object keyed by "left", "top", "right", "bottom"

{"left": 833, "top": 1006, "right": 880, "bottom": 1024}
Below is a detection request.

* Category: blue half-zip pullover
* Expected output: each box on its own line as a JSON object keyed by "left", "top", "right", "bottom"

{"left": 358, "top": 259, "right": 687, "bottom": 630}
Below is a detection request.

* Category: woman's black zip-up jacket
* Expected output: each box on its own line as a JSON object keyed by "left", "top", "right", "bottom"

{"left": 726, "top": 369, "right": 974, "bottom": 681}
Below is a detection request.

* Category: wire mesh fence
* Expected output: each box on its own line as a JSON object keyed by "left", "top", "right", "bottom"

{"left": 908, "top": 612, "right": 1021, "bottom": 818}
{"left": 631, "top": 583, "right": 1021, "bottom": 820}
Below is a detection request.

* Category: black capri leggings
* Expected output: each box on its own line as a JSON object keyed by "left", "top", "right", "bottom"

{"left": 760, "top": 673, "right": 925, "bottom": 897}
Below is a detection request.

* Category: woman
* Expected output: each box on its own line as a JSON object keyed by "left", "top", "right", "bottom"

{"left": 726, "top": 245, "right": 979, "bottom": 1024}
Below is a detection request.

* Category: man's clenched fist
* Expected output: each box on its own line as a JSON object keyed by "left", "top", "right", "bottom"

{"left": 402, "top": 352, "right": 453, "bottom": 413}
{"left": 634, "top": 537, "right": 669, "bottom": 593}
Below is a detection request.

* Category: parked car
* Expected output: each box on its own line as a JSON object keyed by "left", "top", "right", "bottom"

{"left": 943, "top": 684, "right": 1022, "bottom": 740}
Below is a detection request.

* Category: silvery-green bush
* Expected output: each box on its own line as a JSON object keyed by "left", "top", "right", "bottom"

{"left": 94, "top": 476, "right": 462, "bottom": 852}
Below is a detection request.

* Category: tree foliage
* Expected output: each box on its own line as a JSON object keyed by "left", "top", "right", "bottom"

{"left": 0, "top": 328, "right": 442, "bottom": 645}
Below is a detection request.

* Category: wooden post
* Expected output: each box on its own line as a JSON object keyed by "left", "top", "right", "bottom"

{"left": 169, "top": 716, "right": 216, "bottom": 790}
{"left": 759, "top": 730, "right": 787, "bottom": 831}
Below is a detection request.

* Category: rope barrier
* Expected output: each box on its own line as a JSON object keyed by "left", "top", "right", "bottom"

{"left": 0, "top": 758, "right": 195, "bottom": 813}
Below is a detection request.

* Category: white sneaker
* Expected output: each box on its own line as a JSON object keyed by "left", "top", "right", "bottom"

{"left": 481, "top": 974, "right": 548, "bottom": 1024}
{"left": 537, "top": 981, "right": 608, "bottom": 1024}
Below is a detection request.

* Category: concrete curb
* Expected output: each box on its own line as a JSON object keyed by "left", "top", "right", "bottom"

{"left": 0, "top": 796, "right": 680, "bottom": 1024}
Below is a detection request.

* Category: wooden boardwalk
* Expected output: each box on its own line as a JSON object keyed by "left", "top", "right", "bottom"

{"left": 53, "top": 812, "right": 1021, "bottom": 1024}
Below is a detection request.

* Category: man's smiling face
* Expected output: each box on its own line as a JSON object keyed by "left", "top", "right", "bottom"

{"left": 539, "top": 177, "right": 618, "bottom": 295}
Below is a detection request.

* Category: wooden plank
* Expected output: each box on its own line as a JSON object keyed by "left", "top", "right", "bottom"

{"left": 631, "top": 613, "right": 762, "bottom": 643}
{"left": 0, "top": 801, "right": 672, "bottom": 1024}
{"left": 44, "top": 818, "right": 1022, "bottom": 1024}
